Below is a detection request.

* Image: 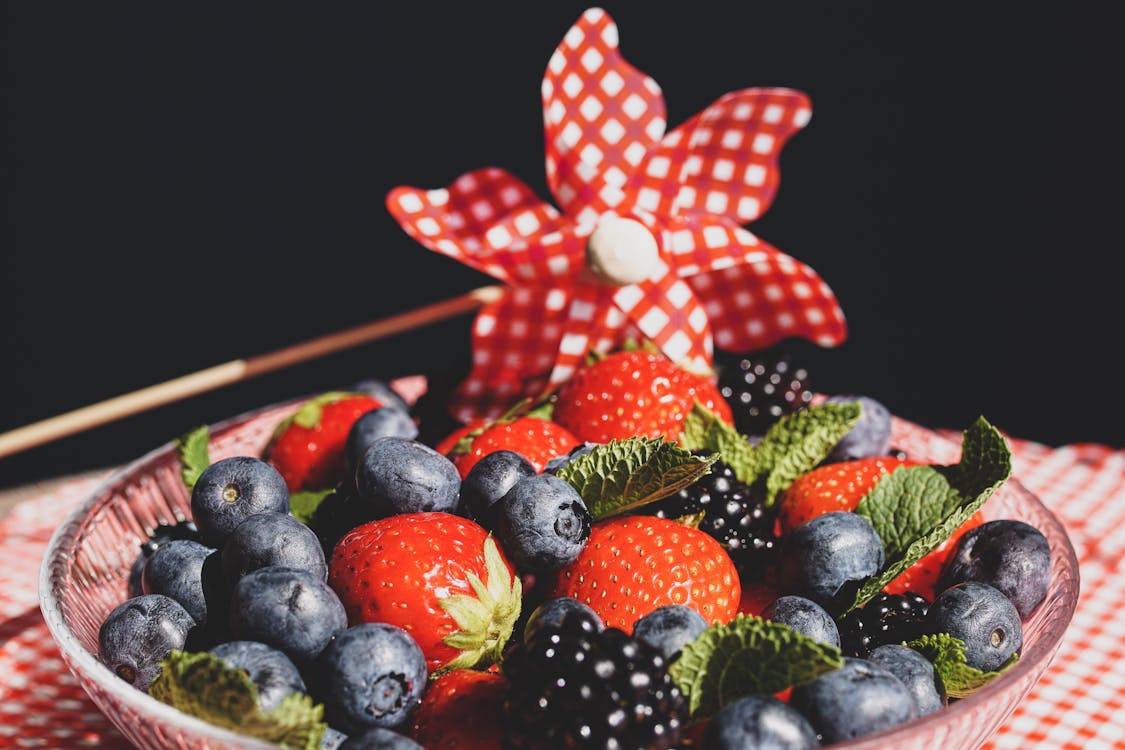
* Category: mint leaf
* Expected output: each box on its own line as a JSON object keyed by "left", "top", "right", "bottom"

{"left": 906, "top": 633, "right": 1019, "bottom": 698}
{"left": 176, "top": 425, "right": 211, "bottom": 492}
{"left": 679, "top": 401, "right": 757, "bottom": 482}
{"left": 680, "top": 401, "right": 860, "bottom": 507}
{"left": 555, "top": 437, "right": 717, "bottom": 520}
{"left": 289, "top": 488, "right": 335, "bottom": 525}
{"left": 669, "top": 613, "right": 844, "bottom": 720}
{"left": 150, "top": 650, "right": 327, "bottom": 750}
{"left": 746, "top": 402, "right": 861, "bottom": 507}
{"left": 847, "top": 417, "right": 1012, "bottom": 611}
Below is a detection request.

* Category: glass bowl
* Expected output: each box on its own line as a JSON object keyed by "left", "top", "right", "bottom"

{"left": 39, "top": 406, "right": 1080, "bottom": 750}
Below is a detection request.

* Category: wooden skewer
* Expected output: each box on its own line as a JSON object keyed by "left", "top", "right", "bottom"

{"left": 0, "top": 284, "right": 505, "bottom": 460}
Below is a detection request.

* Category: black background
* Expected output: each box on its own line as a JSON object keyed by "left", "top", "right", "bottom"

{"left": 3, "top": 2, "right": 1122, "bottom": 489}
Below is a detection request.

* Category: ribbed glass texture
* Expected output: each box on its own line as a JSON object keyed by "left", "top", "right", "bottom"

{"left": 40, "top": 406, "right": 1080, "bottom": 750}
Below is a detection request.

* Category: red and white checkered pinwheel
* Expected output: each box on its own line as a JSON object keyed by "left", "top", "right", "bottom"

{"left": 387, "top": 7, "right": 846, "bottom": 422}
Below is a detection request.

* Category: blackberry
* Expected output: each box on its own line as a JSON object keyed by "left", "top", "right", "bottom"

{"left": 645, "top": 458, "right": 778, "bottom": 578}
{"left": 837, "top": 591, "right": 931, "bottom": 658}
{"left": 717, "top": 349, "right": 812, "bottom": 437}
{"left": 501, "top": 610, "right": 687, "bottom": 750}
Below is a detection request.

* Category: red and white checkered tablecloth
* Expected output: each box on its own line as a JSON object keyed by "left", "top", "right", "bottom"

{"left": 2, "top": 434, "right": 1123, "bottom": 749}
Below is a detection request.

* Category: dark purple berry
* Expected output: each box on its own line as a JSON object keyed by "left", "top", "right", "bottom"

{"left": 523, "top": 596, "right": 604, "bottom": 643}
{"left": 311, "top": 623, "right": 428, "bottom": 734}
{"left": 345, "top": 407, "right": 419, "bottom": 478}
{"left": 717, "top": 349, "right": 812, "bottom": 437}
{"left": 494, "top": 473, "right": 591, "bottom": 573}
{"left": 98, "top": 594, "right": 196, "bottom": 691}
{"left": 937, "top": 519, "right": 1050, "bottom": 619}
{"left": 209, "top": 640, "right": 307, "bottom": 713}
{"left": 704, "top": 695, "right": 818, "bottom": 750}
{"left": 782, "top": 511, "right": 885, "bottom": 614}
{"left": 645, "top": 458, "right": 777, "bottom": 578}
{"left": 789, "top": 657, "right": 919, "bottom": 743}
{"left": 867, "top": 643, "right": 946, "bottom": 715}
{"left": 761, "top": 595, "right": 841, "bottom": 649}
{"left": 837, "top": 591, "right": 930, "bottom": 658}
{"left": 191, "top": 456, "right": 290, "bottom": 546}
{"left": 501, "top": 612, "right": 687, "bottom": 749}
{"left": 461, "top": 449, "right": 536, "bottom": 526}
{"left": 230, "top": 566, "right": 347, "bottom": 667}
{"left": 824, "top": 394, "right": 893, "bottom": 463}
{"left": 355, "top": 437, "right": 460, "bottom": 515}
{"left": 632, "top": 604, "right": 708, "bottom": 660}
{"left": 140, "top": 538, "right": 215, "bottom": 628}
{"left": 926, "top": 581, "right": 1022, "bottom": 672}
{"left": 221, "top": 511, "right": 328, "bottom": 584}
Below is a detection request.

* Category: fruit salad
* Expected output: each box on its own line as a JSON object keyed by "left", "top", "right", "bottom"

{"left": 96, "top": 346, "right": 1051, "bottom": 749}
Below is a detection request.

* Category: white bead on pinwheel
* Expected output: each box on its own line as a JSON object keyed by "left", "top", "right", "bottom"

{"left": 585, "top": 213, "right": 665, "bottom": 286}
{"left": 386, "top": 8, "right": 848, "bottom": 422}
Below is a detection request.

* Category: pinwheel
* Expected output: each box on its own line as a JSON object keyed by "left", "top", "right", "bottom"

{"left": 387, "top": 7, "right": 846, "bottom": 422}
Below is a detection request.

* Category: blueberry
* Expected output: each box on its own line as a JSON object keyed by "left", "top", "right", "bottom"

{"left": 348, "top": 379, "right": 412, "bottom": 414}
{"left": 789, "top": 657, "right": 919, "bottom": 743}
{"left": 308, "top": 482, "right": 380, "bottom": 556}
{"left": 632, "top": 604, "right": 708, "bottom": 660}
{"left": 345, "top": 407, "right": 420, "bottom": 478}
{"left": 543, "top": 441, "right": 602, "bottom": 474}
{"left": 925, "top": 581, "right": 1022, "bottom": 672}
{"left": 311, "top": 623, "right": 428, "bottom": 733}
{"left": 127, "top": 521, "right": 205, "bottom": 598}
{"left": 824, "top": 394, "right": 893, "bottom": 462}
{"left": 494, "top": 474, "right": 591, "bottom": 572}
{"left": 760, "top": 595, "right": 841, "bottom": 649}
{"left": 191, "top": 456, "right": 290, "bottom": 546}
{"left": 221, "top": 511, "right": 328, "bottom": 584}
{"left": 230, "top": 566, "right": 347, "bottom": 667}
{"left": 141, "top": 538, "right": 215, "bottom": 627}
{"left": 127, "top": 554, "right": 148, "bottom": 599}
{"left": 354, "top": 437, "right": 460, "bottom": 515}
{"left": 338, "top": 727, "right": 424, "bottom": 749}
{"left": 867, "top": 644, "right": 946, "bottom": 716}
{"left": 937, "top": 519, "right": 1051, "bottom": 619}
{"left": 460, "top": 450, "right": 536, "bottom": 526}
{"left": 523, "top": 596, "right": 604, "bottom": 643}
{"left": 782, "top": 511, "right": 885, "bottom": 614}
{"left": 98, "top": 594, "right": 196, "bottom": 691}
{"left": 703, "top": 694, "right": 819, "bottom": 750}
{"left": 209, "top": 640, "right": 307, "bottom": 713}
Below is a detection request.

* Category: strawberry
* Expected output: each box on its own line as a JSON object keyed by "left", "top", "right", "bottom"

{"left": 775, "top": 455, "right": 919, "bottom": 534}
{"left": 445, "top": 415, "right": 580, "bottom": 479}
{"left": 777, "top": 455, "right": 986, "bottom": 600}
{"left": 549, "top": 515, "right": 740, "bottom": 630}
{"left": 328, "top": 512, "right": 522, "bottom": 674}
{"left": 263, "top": 391, "right": 385, "bottom": 492}
{"left": 433, "top": 420, "right": 487, "bottom": 457}
{"left": 738, "top": 576, "right": 786, "bottom": 617}
{"left": 410, "top": 669, "right": 507, "bottom": 750}
{"left": 551, "top": 349, "right": 733, "bottom": 444}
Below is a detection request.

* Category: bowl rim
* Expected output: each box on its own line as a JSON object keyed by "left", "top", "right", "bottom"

{"left": 821, "top": 476, "right": 1081, "bottom": 748}
{"left": 37, "top": 404, "right": 1082, "bottom": 749}
{"left": 37, "top": 398, "right": 302, "bottom": 750}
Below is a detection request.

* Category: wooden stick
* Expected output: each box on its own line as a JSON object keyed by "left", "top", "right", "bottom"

{"left": 0, "top": 284, "right": 505, "bottom": 460}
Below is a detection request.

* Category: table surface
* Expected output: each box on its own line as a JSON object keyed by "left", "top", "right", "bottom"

{"left": 2, "top": 430, "right": 1124, "bottom": 750}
